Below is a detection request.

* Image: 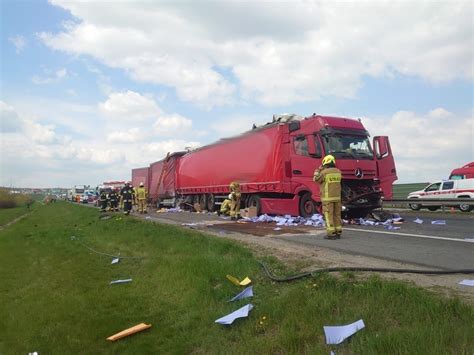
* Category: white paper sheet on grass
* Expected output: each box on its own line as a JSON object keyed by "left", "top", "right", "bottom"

{"left": 459, "top": 280, "right": 474, "bottom": 287}
{"left": 215, "top": 304, "right": 254, "bottom": 325}
{"left": 110, "top": 279, "right": 132, "bottom": 285}
{"left": 324, "top": 319, "right": 365, "bottom": 345}
{"left": 111, "top": 258, "right": 120, "bottom": 264}
{"left": 230, "top": 286, "right": 253, "bottom": 302}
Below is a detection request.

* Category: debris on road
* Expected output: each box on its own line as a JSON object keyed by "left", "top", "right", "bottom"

{"left": 323, "top": 319, "right": 365, "bottom": 345}
{"left": 230, "top": 286, "right": 253, "bottom": 302}
{"left": 459, "top": 280, "right": 474, "bottom": 287}
{"left": 215, "top": 304, "right": 254, "bottom": 325}
{"left": 414, "top": 218, "right": 424, "bottom": 224}
{"left": 110, "top": 279, "right": 132, "bottom": 285}
{"left": 111, "top": 258, "right": 120, "bottom": 264}
{"left": 226, "top": 274, "right": 252, "bottom": 286}
{"left": 106, "top": 323, "right": 152, "bottom": 341}
{"left": 431, "top": 220, "right": 447, "bottom": 225}
{"left": 242, "top": 213, "right": 325, "bottom": 227}
{"left": 157, "top": 207, "right": 183, "bottom": 213}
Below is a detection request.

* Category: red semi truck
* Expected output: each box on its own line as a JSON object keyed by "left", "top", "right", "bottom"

{"left": 449, "top": 162, "right": 474, "bottom": 180}
{"left": 133, "top": 114, "right": 397, "bottom": 217}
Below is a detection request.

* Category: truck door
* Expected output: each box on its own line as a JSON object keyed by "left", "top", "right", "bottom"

{"left": 373, "top": 136, "right": 397, "bottom": 199}
{"left": 440, "top": 180, "right": 455, "bottom": 198}
{"left": 423, "top": 182, "right": 442, "bottom": 198}
{"left": 290, "top": 134, "right": 322, "bottom": 180}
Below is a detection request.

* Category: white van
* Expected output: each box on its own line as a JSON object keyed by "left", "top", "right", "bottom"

{"left": 407, "top": 178, "right": 474, "bottom": 212}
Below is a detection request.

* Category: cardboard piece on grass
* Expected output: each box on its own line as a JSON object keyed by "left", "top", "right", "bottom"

{"left": 226, "top": 274, "right": 252, "bottom": 286}
{"left": 111, "top": 258, "right": 120, "bottom": 264}
{"left": 107, "top": 323, "right": 152, "bottom": 341}
{"left": 459, "top": 280, "right": 474, "bottom": 287}
{"left": 215, "top": 304, "right": 254, "bottom": 325}
{"left": 110, "top": 279, "right": 132, "bottom": 285}
{"left": 230, "top": 286, "right": 253, "bottom": 302}
{"left": 323, "top": 319, "right": 365, "bottom": 345}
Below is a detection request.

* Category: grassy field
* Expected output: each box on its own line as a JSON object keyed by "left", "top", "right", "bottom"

{"left": 0, "top": 202, "right": 472, "bottom": 354}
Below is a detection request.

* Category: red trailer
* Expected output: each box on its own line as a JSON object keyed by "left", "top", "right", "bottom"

{"left": 148, "top": 152, "right": 186, "bottom": 206}
{"left": 131, "top": 167, "right": 150, "bottom": 190}
{"left": 175, "top": 114, "right": 397, "bottom": 217}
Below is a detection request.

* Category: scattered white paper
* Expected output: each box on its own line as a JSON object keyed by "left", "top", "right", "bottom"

{"left": 110, "top": 279, "right": 132, "bottom": 285}
{"left": 459, "top": 280, "right": 474, "bottom": 287}
{"left": 28, "top": 352, "right": 38, "bottom": 355}
{"left": 413, "top": 218, "right": 423, "bottom": 224}
{"left": 145, "top": 216, "right": 151, "bottom": 220}
{"left": 330, "top": 352, "right": 336, "bottom": 355}
{"left": 274, "top": 227, "right": 282, "bottom": 231}
{"left": 324, "top": 319, "right": 365, "bottom": 345}
{"left": 431, "top": 220, "right": 446, "bottom": 225}
{"left": 111, "top": 258, "right": 120, "bottom": 264}
{"left": 230, "top": 286, "right": 253, "bottom": 302}
{"left": 384, "top": 225, "right": 400, "bottom": 230}
{"left": 215, "top": 304, "right": 254, "bottom": 325}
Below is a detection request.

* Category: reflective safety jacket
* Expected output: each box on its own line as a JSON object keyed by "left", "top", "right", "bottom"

{"left": 120, "top": 186, "right": 135, "bottom": 203}
{"left": 109, "top": 191, "right": 118, "bottom": 202}
{"left": 136, "top": 187, "right": 147, "bottom": 200}
{"left": 99, "top": 191, "right": 108, "bottom": 202}
{"left": 313, "top": 167, "right": 342, "bottom": 202}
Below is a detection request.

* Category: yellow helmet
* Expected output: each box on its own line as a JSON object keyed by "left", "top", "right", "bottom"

{"left": 322, "top": 154, "right": 336, "bottom": 166}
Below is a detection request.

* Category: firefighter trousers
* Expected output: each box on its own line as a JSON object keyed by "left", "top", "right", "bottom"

{"left": 138, "top": 199, "right": 147, "bottom": 213}
{"left": 322, "top": 200, "right": 342, "bottom": 237}
{"left": 230, "top": 198, "right": 241, "bottom": 218}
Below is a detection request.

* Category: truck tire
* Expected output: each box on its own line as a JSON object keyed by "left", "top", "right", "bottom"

{"left": 247, "top": 195, "right": 261, "bottom": 215}
{"left": 299, "top": 193, "right": 315, "bottom": 218}
{"left": 409, "top": 200, "right": 421, "bottom": 211}
{"left": 207, "top": 194, "right": 215, "bottom": 212}
{"left": 459, "top": 197, "right": 472, "bottom": 212}
{"left": 199, "top": 194, "right": 207, "bottom": 211}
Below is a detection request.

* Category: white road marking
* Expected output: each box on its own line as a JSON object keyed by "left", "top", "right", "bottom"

{"left": 344, "top": 227, "right": 472, "bottom": 243}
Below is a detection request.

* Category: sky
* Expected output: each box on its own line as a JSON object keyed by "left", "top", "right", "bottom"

{"left": 0, "top": 0, "right": 473, "bottom": 188}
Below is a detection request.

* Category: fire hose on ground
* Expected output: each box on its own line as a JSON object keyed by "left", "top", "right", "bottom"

{"left": 258, "top": 261, "right": 474, "bottom": 282}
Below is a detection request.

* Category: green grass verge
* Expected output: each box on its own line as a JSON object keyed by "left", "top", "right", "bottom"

{"left": 0, "top": 202, "right": 472, "bottom": 354}
{"left": 0, "top": 205, "right": 33, "bottom": 226}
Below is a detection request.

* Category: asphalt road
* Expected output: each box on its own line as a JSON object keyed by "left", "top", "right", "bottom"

{"left": 86, "top": 201, "right": 474, "bottom": 272}
{"left": 274, "top": 211, "right": 474, "bottom": 270}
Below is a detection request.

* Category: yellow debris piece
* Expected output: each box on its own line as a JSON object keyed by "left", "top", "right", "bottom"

{"left": 226, "top": 274, "right": 252, "bottom": 286}
{"left": 106, "top": 323, "right": 152, "bottom": 342}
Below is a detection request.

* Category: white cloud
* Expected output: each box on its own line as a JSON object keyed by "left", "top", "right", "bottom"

{"left": 362, "top": 108, "right": 473, "bottom": 183}
{"left": 99, "top": 90, "right": 161, "bottom": 123}
{"left": 153, "top": 113, "right": 192, "bottom": 136}
{"left": 8, "top": 35, "right": 26, "bottom": 53}
{"left": 32, "top": 68, "right": 67, "bottom": 85}
{"left": 107, "top": 128, "right": 141, "bottom": 143}
{"left": 40, "top": 1, "right": 472, "bottom": 107}
{"left": 0, "top": 101, "right": 23, "bottom": 132}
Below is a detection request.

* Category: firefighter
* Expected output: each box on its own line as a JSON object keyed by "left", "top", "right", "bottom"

{"left": 136, "top": 182, "right": 148, "bottom": 214}
{"left": 229, "top": 181, "right": 241, "bottom": 220}
{"left": 313, "top": 155, "right": 342, "bottom": 239}
{"left": 120, "top": 182, "right": 135, "bottom": 215}
{"left": 99, "top": 189, "right": 108, "bottom": 212}
{"left": 109, "top": 188, "right": 119, "bottom": 212}
{"left": 218, "top": 195, "right": 232, "bottom": 216}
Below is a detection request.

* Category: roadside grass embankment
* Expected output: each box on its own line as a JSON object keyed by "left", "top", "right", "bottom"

{"left": 0, "top": 202, "right": 472, "bottom": 354}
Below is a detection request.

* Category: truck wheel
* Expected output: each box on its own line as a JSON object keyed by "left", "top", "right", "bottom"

{"left": 409, "top": 201, "right": 421, "bottom": 211}
{"left": 199, "top": 194, "right": 207, "bottom": 211}
{"left": 207, "top": 194, "right": 215, "bottom": 212}
{"left": 459, "top": 203, "right": 472, "bottom": 212}
{"left": 247, "top": 195, "right": 261, "bottom": 215}
{"left": 427, "top": 206, "right": 439, "bottom": 211}
{"left": 299, "top": 193, "right": 315, "bottom": 218}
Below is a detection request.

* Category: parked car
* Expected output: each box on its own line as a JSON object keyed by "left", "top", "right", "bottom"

{"left": 407, "top": 178, "right": 474, "bottom": 212}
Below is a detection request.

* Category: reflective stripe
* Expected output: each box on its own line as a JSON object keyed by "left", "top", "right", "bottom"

{"left": 326, "top": 173, "right": 342, "bottom": 183}
{"left": 324, "top": 212, "right": 332, "bottom": 228}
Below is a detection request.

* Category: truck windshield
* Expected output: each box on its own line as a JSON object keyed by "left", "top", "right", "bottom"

{"left": 322, "top": 134, "right": 373, "bottom": 160}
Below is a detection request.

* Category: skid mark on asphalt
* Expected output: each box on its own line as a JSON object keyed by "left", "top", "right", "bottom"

{"left": 344, "top": 227, "right": 473, "bottom": 243}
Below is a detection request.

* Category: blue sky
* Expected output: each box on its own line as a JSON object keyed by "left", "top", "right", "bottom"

{"left": 1, "top": 0, "right": 473, "bottom": 187}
